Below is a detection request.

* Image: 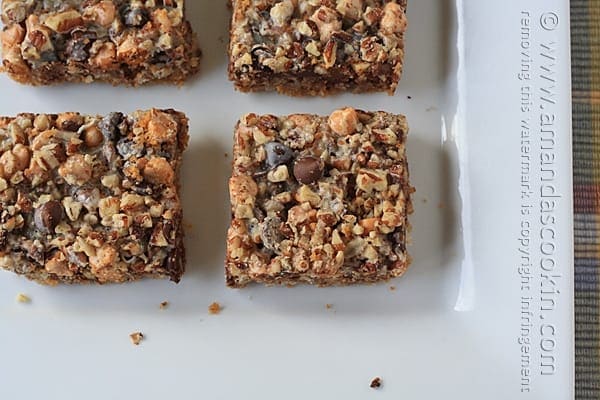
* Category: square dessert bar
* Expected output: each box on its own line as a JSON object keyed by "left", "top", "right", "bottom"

{"left": 226, "top": 108, "right": 412, "bottom": 287}
{"left": 228, "top": 0, "right": 407, "bottom": 96}
{"left": 0, "top": 109, "right": 188, "bottom": 284}
{"left": 0, "top": 0, "right": 201, "bottom": 85}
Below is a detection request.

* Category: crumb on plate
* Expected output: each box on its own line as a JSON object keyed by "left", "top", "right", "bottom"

{"left": 130, "top": 332, "right": 144, "bottom": 346}
{"left": 370, "top": 377, "right": 382, "bottom": 389}
{"left": 208, "top": 302, "right": 222, "bottom": 315}
{"left": 159, "top": 301, "right": 169, "bottom": 310}
{"left": 389, "top": 286, "right": 396, "bottom": 291}
{"left": 16, "top": 293, "right": 31, "bottom": 303}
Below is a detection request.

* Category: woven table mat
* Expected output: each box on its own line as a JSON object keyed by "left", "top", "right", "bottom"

{"left": 572, "top": 0, "right": 600, "bottom": 398}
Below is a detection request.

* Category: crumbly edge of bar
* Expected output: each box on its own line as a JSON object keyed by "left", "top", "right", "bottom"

{"left": 227, "top": 0, "right": 406, "bottom": 96}
{"left": 225, "top": 109, "right": 413, "bottom": 287}
{"left": 0, "top": 109, "right": 188, "bottom": 285}
{"left": 0, "top": 1, "right": 201, "bottom": 86}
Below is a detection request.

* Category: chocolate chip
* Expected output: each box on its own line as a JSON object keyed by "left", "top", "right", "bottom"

{"left": 293, "top": 156, "right": 324, "bottom": 185}
{"left": 34, "top": 201, "right": 64, "bottom": 233}
{"left": 98, "top": 112, "right": 123, "bottom": 141}
{"left": 264, "top": 142, "right": 293, "bottom": 169}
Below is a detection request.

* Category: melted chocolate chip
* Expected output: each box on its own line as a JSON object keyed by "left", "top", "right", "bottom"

{"left": 34, "top": 201, "right": 64, "bottom": 233}
{"left": 293, "top": 156, "right": 324, "bottom": 185}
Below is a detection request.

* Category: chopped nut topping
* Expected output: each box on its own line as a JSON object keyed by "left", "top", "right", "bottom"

{"left": 0, "top": 110, "right": 188, "bottom": 285}
{"left": 1, "top": 1, "right": 201, "bottom": 86}
{"left": 226, "top": 108, "right": 412, "bottom": 287}
{"left": 329, "top": 108, "right": 359, "bottom": 136}
{"left": 270, "top": 0, "right": 294, "bottom": 26}
{"left": 228, "top": 0, "right": 407, "bottom": 95}
{"left": 267, "top": 165, "right": 290, "bottom": 183}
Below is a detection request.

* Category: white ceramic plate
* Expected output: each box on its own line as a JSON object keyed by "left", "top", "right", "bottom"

{"left": 0, "top": 1, "right": 574, "bottom": 398}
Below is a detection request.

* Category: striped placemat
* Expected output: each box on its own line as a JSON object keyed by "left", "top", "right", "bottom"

{"left": 572, "top": 0, "right": 600, "bottom": 398}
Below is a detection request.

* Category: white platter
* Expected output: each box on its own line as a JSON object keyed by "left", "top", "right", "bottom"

{"left": 0, "top": 1, "right": 574, "bottom": 399}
